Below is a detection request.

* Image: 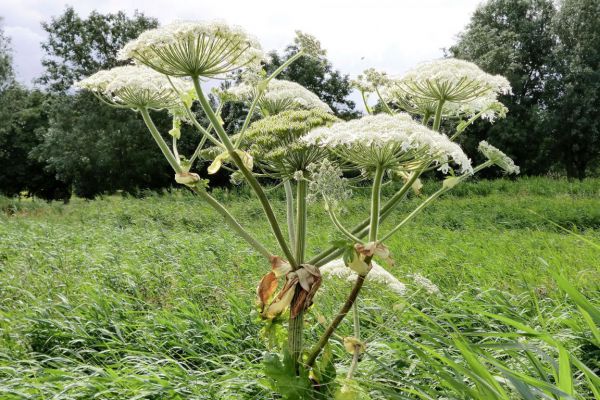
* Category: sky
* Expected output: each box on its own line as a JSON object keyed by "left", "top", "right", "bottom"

{"left": 0, "top": 0, "right": 482, "bottom": 107}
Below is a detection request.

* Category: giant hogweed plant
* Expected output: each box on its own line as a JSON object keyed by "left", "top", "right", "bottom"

{"left": 76, "top": 21, "right": 520, "bottom": 398}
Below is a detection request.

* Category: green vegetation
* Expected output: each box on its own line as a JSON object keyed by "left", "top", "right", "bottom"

{"left": 1, "top": 177, "right": 598, "bottom": 398}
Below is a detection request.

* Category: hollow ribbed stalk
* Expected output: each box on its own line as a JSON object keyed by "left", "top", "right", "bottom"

{"left": 288, "top": 179, "right": 307, "bottom": 370}
{"left": 326, "top": 205, "right": 362, "bottom": 243}
{"left": 432, "top": 99, "right": 446, "bottom": 132}
{"left": 140, "top": 108, "right": 181, "bottom": 173}
{"left": 361, "top": 91, "right": 372, "bottom": 115}
{"left": 308, "top": 169, "right": 421, "bottom": 266}
{"left": 284, "top": 181, "right": 296, "bottom": 250}
{"left": 192, "top": 77, "right": 297, "bottom": 267}
{"left": 375, "top": 87, "right": 394, "bottom": 115}
{"left": 369, "top": 165, "right": 385, "bottom": 242}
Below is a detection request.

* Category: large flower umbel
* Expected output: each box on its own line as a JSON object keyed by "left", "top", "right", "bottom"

{"left": 75, "top": 65, "right": 191, "bottom": 110}
{"left": 302, "top": 113, "right": 472, "bottom": 173}
{"left": 118, "top": 20, "right": 264, "bottom": 78}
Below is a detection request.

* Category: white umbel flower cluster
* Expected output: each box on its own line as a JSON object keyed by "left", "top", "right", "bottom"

{"left": 118, "top": 21, "right": 264, "bottom": 77}
{"left": 385, "top": 59, "right": 511, "bottom": 121}
{"left": 75, "top": 65, "right": 191, "bottom": 109}
{"left": 320, "top": 259, "right": 407, "bottom": 296}
{"left": 478, "top": 141, "right": 520, "bottom": 174}
{"left": 225, "top": 79, "right": 332, "bottom": 114}
{"left": 302, "top": 113, "right": 472, "bottom": 174}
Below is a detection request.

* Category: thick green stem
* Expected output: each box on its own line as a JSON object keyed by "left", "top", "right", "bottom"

{"left": 139, "top": 109, "right": 272, "bottom": 259}
{"left": 294, "top": 179, "right": 307, "bottom": 265}
{"left": 284, "top": 181, "right": 296, "bottom": 251}
{"left": 361, "top": 91, "right": 372, "bottom": 115}
{"left": 369, "top": 165, "right": 385, "bottom": 242}
{"left": 306, "top": 167, "right": 383, "bottom": 368}
{"left": 288, "top": 178, "right": 308, "bottom": 369}
{"left": 375, "top": 87, "right": 394, "bottom": 115}
{"left": 305, "top": 275, "right": 366, "bottom": 368}
{"left": 140, "top": 108, "right": 181, "bottom": 173}
{"left": 192, "top": 77, "right": 297, "bottom": 267}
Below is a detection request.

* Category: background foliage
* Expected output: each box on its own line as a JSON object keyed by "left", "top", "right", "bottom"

{"left": 0, "top": 0, "right": 599, "bottom": 199}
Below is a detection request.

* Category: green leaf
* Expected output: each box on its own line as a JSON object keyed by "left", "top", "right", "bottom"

{"left": 264, "top": 351, "right": 313, "bottom": 399}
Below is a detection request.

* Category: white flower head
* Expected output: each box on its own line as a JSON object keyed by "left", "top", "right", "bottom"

{"left": 225, "top": 79, "right": 332, "bottom": 115}
{"left": 478, "top": 140, "right": 520, "bottom": 174}
{"left": 118, "top": 20, "right": 264, "bottom": 78}
{"left": 321, "top": 259, "right": 406, "bottom": 296}
{"left": 302, "top": 113, "right": 472, "bottom": 174}
{"left": 75, "top": 65, "right": 191, "bottom": 109}
{"left": 385, "top": 59, "right": 511, "bottom": 120}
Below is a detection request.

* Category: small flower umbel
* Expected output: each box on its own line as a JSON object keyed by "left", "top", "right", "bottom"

{"left": 386, "top": 58, "right": 512, "bottom": 125}
{"left": 118, "top": 21, "right": 264, "bottom": 78}
{"left": 76, "top": 65, "right": 193, "bottom": 174}
{"left": 224, "top": 79, "right": 333, "bottom": 116}
{"left": 75, "top": 65, "right": 191, "bottom": 110}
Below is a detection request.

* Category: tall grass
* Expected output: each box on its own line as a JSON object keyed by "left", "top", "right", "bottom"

{"left": 0, "top": 177, "right": 598, "bottom": 398}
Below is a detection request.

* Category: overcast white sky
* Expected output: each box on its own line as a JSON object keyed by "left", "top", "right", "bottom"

{"left": 1, "top": 0, "right": 482, "bottom": 106}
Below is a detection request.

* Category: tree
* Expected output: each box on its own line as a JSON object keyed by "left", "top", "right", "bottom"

{"left": 34, "top": 8, "right": 195, "bottom": 197}
{"left": 0, "top": 17, "right": 14, "bottom": 91}
{"left": 38, "top": 7, "right": 158, "bottom": 92}
{"left": 546, "top": 0, "right": 600, "bottom": 179}
{"left": 448, "top": 0, "right": 556, "bottom": 175}
{"left": 265, "top": 33, "right": 359, "bottom": 119}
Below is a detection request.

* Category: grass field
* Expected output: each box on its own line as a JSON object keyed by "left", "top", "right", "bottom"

{"left": 1, "top": 177, "right": 599, "bottom": 399}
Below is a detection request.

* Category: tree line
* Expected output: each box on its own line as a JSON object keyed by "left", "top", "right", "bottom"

{"left": 0, "top": 0, "right": 598, "bottom": 200}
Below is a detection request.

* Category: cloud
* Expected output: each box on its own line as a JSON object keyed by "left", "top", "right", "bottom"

{"left": 0, "top": 0, "right": 480, "bottom": 106}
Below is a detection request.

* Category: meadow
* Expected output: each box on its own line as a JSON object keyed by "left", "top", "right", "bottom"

{"left": 1, "top": 177, "right": 599, "bottom": 399}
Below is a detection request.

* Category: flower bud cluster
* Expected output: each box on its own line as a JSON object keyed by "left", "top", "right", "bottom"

{"left": 306, "top": 159, "right": 351, "bottom": 205}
